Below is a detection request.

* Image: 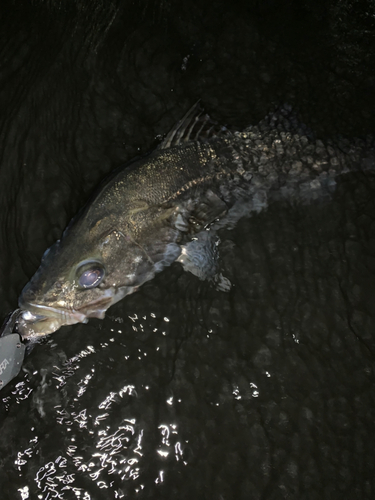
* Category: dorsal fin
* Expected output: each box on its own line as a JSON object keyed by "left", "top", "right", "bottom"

{"left": 159, "top": 101, "right": 230, "bottom": 150}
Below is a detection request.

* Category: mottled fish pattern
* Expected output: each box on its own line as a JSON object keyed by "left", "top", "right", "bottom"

{"left": 17, "top": 104, "right": 375, "bottom": 338}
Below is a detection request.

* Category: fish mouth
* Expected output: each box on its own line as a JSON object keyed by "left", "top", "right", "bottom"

{"left": 17, "top": 286, "right": 134, "bottom": 339}
{"left": 17, "top": 298, "right": 113, "bottom": 339}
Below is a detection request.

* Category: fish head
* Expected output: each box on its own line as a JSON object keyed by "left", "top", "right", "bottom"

{"left": 17, "top": 221, "right": 161, "bottom": 339}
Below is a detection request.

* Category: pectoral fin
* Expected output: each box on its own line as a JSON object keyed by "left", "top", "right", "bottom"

{"left": 177, "top": 231, "right": 231, "bottom": 292}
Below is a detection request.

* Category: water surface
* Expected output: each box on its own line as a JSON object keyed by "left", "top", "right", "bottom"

{"left": 0, "top": 1, "right": 374, "bottom": 498}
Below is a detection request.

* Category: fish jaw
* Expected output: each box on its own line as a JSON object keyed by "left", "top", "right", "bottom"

{"left": 17, "top": 303, "right": 88, "bottom": 339}
{"left": 17, "top": 286, "right": 134, "bottom": 339}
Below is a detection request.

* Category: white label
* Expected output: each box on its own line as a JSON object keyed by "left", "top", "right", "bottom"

{"left": 0, "top": 358, "right": 10, "bottom": 375}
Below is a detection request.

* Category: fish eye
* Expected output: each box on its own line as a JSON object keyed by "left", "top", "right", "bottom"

{"left": 76, "top": 262, "right": 105, "bottom": 289}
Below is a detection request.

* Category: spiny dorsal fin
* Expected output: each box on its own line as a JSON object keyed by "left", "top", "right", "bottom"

{"left": 159, "top": 101, "right": 230, "bottom": 150}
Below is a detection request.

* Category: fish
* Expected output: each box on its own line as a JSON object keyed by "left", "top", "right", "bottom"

{"left": 17, "top": 103, "right": 375, "bottom": 338}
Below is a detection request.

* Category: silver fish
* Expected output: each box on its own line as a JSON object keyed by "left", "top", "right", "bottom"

{"left": 17, "top": 103, "right": 374, "bottom": 338}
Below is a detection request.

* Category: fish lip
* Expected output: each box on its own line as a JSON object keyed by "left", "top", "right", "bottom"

{"left": 20, "top": 302, "right": 87, "bottom": 324}
{"left": 19, "top": 296, "right": 115, "bottom": 325}
{"left": 18, "top": 287, "right": 130, "bottom": 337}
{"left": 18, "top": 302, "right": 89, "bottom": 340}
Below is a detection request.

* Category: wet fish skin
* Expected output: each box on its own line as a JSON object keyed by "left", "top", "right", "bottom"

{"left": 17, "top": 105, "right": 374, "bottom": 338}
{"left": 17, "top": 139, "right": 231, "bottom": 337}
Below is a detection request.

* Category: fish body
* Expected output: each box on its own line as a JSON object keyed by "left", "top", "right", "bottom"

{"left": 18, "top": 104, "right": 374, "bottom": 338}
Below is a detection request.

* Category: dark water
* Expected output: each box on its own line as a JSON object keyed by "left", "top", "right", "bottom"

{"left": 0, "top": 1, "right": 375, "bottom": 498}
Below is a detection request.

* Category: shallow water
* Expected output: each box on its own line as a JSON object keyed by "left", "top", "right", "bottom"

{"left": 0, "top": 1, "right": 375, "bottom": 499}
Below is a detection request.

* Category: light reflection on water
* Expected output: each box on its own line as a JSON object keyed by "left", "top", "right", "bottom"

{"left": 4, "top": 312, "right": 190, "bottom": 499}
{"left": 2, "top": 179, "right": 375, "bottom": 499}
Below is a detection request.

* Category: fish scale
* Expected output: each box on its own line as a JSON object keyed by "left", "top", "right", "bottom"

{"left": 10, "top": 102, "right": 374, "bottom": 341}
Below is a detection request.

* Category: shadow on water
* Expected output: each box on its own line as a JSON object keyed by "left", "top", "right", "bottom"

{"left": 0, "top": 0, "right": 375, "bottom": 499}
